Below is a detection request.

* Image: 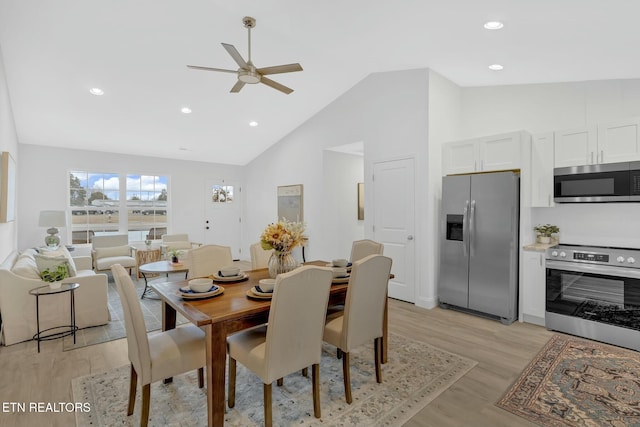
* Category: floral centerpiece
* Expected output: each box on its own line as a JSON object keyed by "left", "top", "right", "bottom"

{"left": 261, "top": 219, "right": 305, "bottom": 278}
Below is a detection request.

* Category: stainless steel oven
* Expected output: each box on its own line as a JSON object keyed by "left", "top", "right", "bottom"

{"left": 553, "top": 161, "right": 640, "bottom": 202}
{"left": 546, "top": 244, "right": 640, "bottom": 351}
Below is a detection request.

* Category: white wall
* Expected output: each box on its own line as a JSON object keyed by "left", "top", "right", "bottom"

{"left": 460, "top": 79, "right": 640, "bottom": 248}
{"left": 0, "top": 45, "right": 18, "bottom": 261}
{"left": 321, "top": 150, "right": 364, "bottom": 259}
{"left": 18, "top": 144, "right": 245, "bottom": 252}
{"left": 244, "top": 68, "right": 430, "bottom": 278}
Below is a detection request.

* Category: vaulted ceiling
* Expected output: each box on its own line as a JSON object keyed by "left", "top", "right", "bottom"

{"left": 1, "top": 0, "right": 639, "bottom": 165}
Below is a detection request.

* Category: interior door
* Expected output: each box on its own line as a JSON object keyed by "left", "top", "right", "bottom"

{"left": 204, "top": 179, "right": 242, "bottom": 259}
{"left": 372, "top": 158, "right": 415, "bottom": 302}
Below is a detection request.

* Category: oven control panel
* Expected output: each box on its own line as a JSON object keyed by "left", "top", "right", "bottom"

{"left": 574, "top": 252, "right": 608, "bottom": 262}
{"left": 547, "top": 244, "right": 640, "bottom": 268}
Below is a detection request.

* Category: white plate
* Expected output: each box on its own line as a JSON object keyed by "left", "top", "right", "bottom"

{"left": 178, "top": 285, "right": 224, "bottom": 299}
{"left": 246, "top": 287, "right": 272, "bottom": 299}
{"left": 212, "top": 272, "right": 248, "bottom": 282}
{"left": 326, "top": 263, "right": 353, "bottom": 271}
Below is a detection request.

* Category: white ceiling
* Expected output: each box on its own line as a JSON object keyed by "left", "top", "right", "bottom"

{"left": 1, "top": 0, "right": 640, "bottom": 166}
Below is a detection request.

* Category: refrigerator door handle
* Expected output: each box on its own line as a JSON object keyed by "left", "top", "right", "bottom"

{"left": 469, "top": 200, "right": 476, "bottom": 257}
{"left": 462, "top": 200, "right": 469, "bottom": 258}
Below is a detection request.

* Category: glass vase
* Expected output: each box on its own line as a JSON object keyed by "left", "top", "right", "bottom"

{"left": 268, "top": 251, "right": 298, "bottom": 278}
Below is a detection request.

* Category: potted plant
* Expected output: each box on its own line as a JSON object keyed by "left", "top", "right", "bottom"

{"left": 534, "top": 224, "right": 559, "bottom": 244}
{"left": 168, "top": 248, "right": 181, "bottom": 263}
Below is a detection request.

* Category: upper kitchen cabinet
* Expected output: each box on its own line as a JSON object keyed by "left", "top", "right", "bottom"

{"left": 553, "top": 126, "right": 597, "bottom": 167}
{"left": 555, "top": 117, "right": 640, "bottom": 167}
{"left": 531, "top": 132, "right": 555, "bottom": 207}
{"left": 442, "top": 131, "right": 525, "bottom": 175}
{"left": 597, "top": 117, "right": 640, "bottom": 163}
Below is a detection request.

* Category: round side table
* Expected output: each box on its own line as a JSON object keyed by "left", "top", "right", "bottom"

{"left": 29, "top": 283, "right": 79, "bottom": 352}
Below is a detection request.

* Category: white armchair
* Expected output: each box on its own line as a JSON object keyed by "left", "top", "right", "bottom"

{"left": 91, "top": 234, "right": 137, "bottom": 276}
{"left": 160, "top": 234, "right": 201, "bottom": 261}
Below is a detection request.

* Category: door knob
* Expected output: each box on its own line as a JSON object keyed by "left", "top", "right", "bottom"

{"left": 407, "top": 235, "right": 414, "bottom": 241}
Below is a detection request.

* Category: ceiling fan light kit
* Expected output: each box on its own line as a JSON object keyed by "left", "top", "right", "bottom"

{"left": 187, "top": 16, "right": 302, "bottom": 94}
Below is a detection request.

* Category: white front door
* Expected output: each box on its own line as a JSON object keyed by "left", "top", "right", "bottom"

{"left": 372, "top": 158, "right": 415, "bottom": 302}
{"left": 204, "top": 180, "right": 242, "bottom": 259}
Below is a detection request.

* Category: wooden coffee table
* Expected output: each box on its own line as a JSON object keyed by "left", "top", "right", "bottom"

{"left": 138, "top": 260, "right": 188, "bottom": 299}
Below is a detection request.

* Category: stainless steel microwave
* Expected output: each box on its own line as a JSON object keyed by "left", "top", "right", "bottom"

{"left": 554, "top": 161, "right": 640, "bottom": 202}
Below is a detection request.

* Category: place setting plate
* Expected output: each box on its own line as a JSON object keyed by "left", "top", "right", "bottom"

{"left": 211, "top": 272, "right": 249, "bottom": 282}
{"left": 178, "top": 284, "right": 225, "bottom": 299}
{"left": 246, "top": 286, "right": 273, "bottom": 300}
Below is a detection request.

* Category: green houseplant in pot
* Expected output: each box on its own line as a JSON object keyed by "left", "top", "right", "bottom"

{"left": 534, "top": 224, "right": 559, "bottom": 244}
{"left": 168, "top": 248, "right": 181, "bottom": 263}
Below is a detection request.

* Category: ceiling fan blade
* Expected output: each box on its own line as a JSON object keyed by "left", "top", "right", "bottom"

{"left": 187, "top": 65, "right": 237, "bottom": 74}
{"left": 260, "top": 77, "right": 294, "bottom": 95}
{"left": 221, "top": 43, "right": 249, "bottom": 69}
{"left": 256, "top": 63, "right": 303, "bottom": 76}
{"left": 230, "top": 80, "right": 246, "bottom": 93}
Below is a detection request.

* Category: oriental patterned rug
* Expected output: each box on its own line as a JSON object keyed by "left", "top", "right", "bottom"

{"left": 497, "top": 334, "right": 640, "bottom": 427}
{"left": 72, "top": 332, "right": 476, "bottom": 426}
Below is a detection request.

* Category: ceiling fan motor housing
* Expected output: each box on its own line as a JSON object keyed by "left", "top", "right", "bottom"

{"left": 238, "top": 69, "right": 260, "bottom": 84}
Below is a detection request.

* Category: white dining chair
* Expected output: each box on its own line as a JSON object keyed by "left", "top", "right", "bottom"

{"left": 186, "top": 244, "right": 233, "bottom": 279}
{"left": 250, "top": 242, "right": 273, "bottom": 270}
{"left": 323, "top": 254, "right": 392, "bottom": 404}
{"left": 227, "top": 265, "right": 333, "bottom": 427}
{"left": 111, "top": 264, "right": 206, "bottom": 427}
{"left": 350, "top": 239, "right": 384, "bottom": 263}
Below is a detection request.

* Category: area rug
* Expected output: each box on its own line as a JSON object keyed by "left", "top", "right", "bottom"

{"left": 72, "top": 332, "right": 477, "bottom": 426}
{"left": 497, "top": 334, "right": 640, "bottom": 427}
{"left": 63, "top": 276, "right": 187, "bottom": 351}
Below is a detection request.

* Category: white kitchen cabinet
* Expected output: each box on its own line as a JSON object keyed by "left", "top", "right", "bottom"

{"left": 521, "top": 251, "right": 546, "bottom": 326}
{"left": 442, "top": 131, "right": 524, "bottom": 175}
{"left": 531, "top": 132, "right": 555, "bottom": 207}
{"left": 555, "top": 117, "right": 640, "bottom": 167}
{"left": 554, "top": 125, "right": 597, "bottom": 167}
{"left": 597, "top": 117, "right": 640, "bottom": 163}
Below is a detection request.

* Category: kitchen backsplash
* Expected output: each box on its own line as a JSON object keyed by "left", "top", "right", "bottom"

{"left": 532, "top": 204, "right": 640, "bottom": 248}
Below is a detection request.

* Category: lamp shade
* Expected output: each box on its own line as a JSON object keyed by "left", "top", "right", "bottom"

{"left": 38, "top": 210, "right": 67, "bottom": 228}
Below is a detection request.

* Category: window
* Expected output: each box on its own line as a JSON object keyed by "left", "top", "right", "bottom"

{"left": 211, "top": 184, "right": 234, "bottom": 203}
{"left": 68, "top": 171, "right": 168, "bottom": 243}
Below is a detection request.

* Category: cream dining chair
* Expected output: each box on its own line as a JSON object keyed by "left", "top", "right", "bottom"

{"left": 323, "top": 254, "right": 393, "bottom": 404}
{"left": 186, "top": 244, "right": 233, "bottom": 279}
{"left": 227, "top": 266, "right": 333, "bottom": 427}
{"left": 250, "top": 242, "right": 272, "bottom": 270}
{"left": 350, "top": 239, "right": 384, "bottom": 263}
{"left": 111, "top": 264, "right": 206, "bottom": 427}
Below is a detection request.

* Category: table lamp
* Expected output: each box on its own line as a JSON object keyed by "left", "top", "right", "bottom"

{"left": 38, "top": 210, "right": 67, "bottom": 248}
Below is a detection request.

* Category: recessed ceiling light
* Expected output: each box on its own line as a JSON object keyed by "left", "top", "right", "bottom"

{"left": 488, "top": 64, "right": 504, "bottom": 71}
{"left": 484, "top": 21, "right": 504, "bottom": 30}
{"left": 249, "top": 121, "right": 258, "bottom": 127}
{"left": 181, "top": 107, "right": 192, "bottom": 114}
{"left": 89, "top": 88, "right": 104, "bottom": 96}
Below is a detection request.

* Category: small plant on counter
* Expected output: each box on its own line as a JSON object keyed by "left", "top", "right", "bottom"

{"left": 534, "top": 224, "right": 560, "bottom": 237}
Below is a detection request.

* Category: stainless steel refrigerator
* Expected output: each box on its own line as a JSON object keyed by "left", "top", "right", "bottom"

{"left": 439, "top": 171, "right": 519, "bottom": 324}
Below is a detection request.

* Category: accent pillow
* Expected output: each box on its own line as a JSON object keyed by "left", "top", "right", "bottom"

{"left": 95, "top": 245, "right": 131, "bottom": 259}
{"left": 38, "top": 246, "right": 77, "bottom": 277}
{"left": 34, "top": 254, "right": 71, "bottom": 282}
{"left": 167, "top": 241, "right": 192, "bottom": 250}
{"left": 12, "top": 254, "right": 41, "bottom": 279}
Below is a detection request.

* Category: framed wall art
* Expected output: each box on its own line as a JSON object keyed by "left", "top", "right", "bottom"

{"left": 277, "top": 184, "right": 303, "bottom": 222}
{"left": 0, "top": 151, "right": 16, "bottom": 223}
{"left": 357, "top": 182, "right": 364, "bottom": 220}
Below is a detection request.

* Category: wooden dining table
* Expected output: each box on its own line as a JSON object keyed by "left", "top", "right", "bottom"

{"left": 150, "top": 261, "right": 389, "bottom": 427}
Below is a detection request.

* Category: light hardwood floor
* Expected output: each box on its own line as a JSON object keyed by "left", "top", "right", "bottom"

{"left": 0, "top": 298, "right": 552, "bottom": 427}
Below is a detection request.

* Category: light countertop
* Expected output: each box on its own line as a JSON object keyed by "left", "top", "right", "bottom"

{"left": 523, "top": 239, "right": 559, "bottom": 252}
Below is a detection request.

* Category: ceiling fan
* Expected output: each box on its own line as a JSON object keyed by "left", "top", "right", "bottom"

{"left": 187, "top": 16, "right": 303, "bottom": 94}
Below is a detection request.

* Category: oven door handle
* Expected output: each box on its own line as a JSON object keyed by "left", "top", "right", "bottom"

{"left": 546, "top": 260, "right": 640, "bottom": 280}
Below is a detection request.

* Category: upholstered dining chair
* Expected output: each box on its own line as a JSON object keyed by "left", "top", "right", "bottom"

{"left": 111, "top": 264, "right": 206, "bottom": 427}
{"left": 227, "top": 266, "right": 333, "bottom": 427}
{"left": 92, "top": 234, "right": 137, "bottom": 276}
{"left": 186, "top": 244, "right": 233, "bottom": 279}
{"left": 250, "top": 242, "right": 272, "bottom": 270}
{"left": 323, "top": 254, "right": 393, "bottom": 404}
{"left": 350, "top": 239, "right": 384, "bottom": 263}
